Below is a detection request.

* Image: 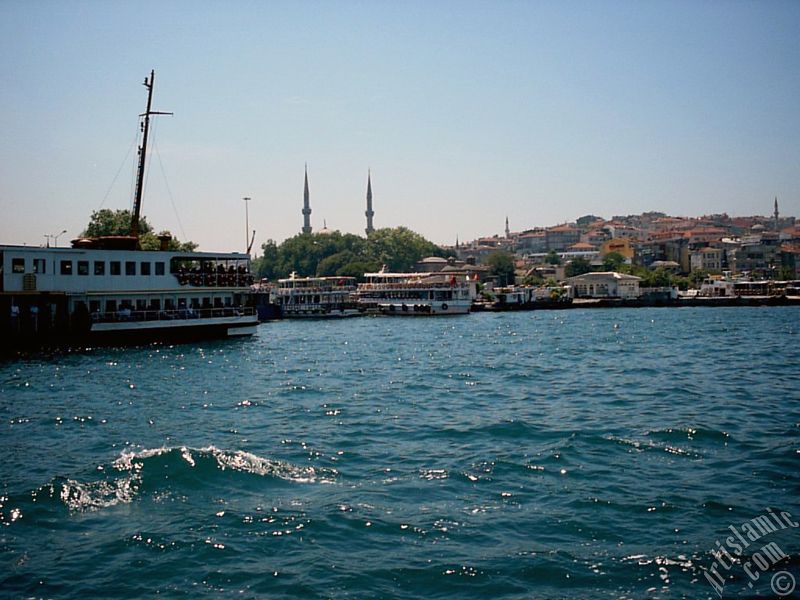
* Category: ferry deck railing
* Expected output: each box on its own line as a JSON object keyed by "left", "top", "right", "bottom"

{"left": 92, "top": 306, "right": 256, "bottom": 324}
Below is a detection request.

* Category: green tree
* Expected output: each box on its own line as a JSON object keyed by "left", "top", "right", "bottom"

{"left": 688, "top": 269, "right": 708, "bottom": 288}
{"left": 317, "top": 250, "right": 360, "bottom": 276}
{"left": 81, "top": 208, "right": 196, "bottom": 251}
{"left": 83, "top": 209, "right": 152, "bottom": 237}
{"left": 365, "top": 227, "right": 445, "bottom": 272}
{"left": 522, "top": 271, "right": 544, "bottom": 286}
{"left": 779, "top": 266, "right": 795, "bottom": 281}
{"left": 254, "top": 226, "right": 443, "bottom": 280}
{"left": 336, "top": 260, "right": 381, "bottom": 280}
{"left": 602, "top": 251, "right": 626, "bottom": 272}
{"left": 545, "top": 250, "right": 561, "bottom": 265}
{"left": 485, "top": 250, "right": 516, "bottom": 286}
{"left": 252, "top": 239, "right": 279, "bottom": 280}
{"left": 565, "top": 257, "right": 592, "bottom": 277}
{"left": 642, "top": 267, "right": 672, "bottom": 288}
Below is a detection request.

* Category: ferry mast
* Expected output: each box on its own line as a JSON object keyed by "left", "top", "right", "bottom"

{"left": 131, "top": 70, "right": 172, "bottom": 244}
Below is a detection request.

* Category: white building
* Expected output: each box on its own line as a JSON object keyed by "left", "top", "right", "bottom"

{"left": 567, "top": 271, "right": 642, "bottom": 299}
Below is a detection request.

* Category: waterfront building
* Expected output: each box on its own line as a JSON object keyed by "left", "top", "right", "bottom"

{"left": 415, "top": 256, "right": 449, "bottom": 272}
{"left": 567, "top": 271, "right": 642, "bottom": 299}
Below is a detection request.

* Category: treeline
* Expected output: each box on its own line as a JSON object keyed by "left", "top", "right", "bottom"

{"left": 252, "top": 227, "right": 446, "bottom": 281}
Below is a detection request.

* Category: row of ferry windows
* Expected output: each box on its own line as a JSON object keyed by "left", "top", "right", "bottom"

{"left": 88, "top": 296, "right": 233, "bottom": 313}
{"left": 10, "top": 258, "right": 165, "bottom": 276}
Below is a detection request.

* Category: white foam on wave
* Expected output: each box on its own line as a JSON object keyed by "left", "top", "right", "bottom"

{"left": 113, "top": 445, "right": 332, "bottom": 483}
{"left": 202, "top": 445, "right": 324, "bottom": 483}
{"left": 113, "top": 446, "right": 173, "bottom": 471}
{"left": 59, "top": 445, "right": 332, "bottom": 512}
{"left": 59, "top": 475, "right": 139, "bottom": 511}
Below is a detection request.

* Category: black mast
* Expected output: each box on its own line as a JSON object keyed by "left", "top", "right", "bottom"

{"left": 131, "top": 70, "right": 171, "bottom": 245}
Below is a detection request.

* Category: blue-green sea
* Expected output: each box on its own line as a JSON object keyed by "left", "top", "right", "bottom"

{"left": 2, "top": 307, "right": 799, "bottom": 599}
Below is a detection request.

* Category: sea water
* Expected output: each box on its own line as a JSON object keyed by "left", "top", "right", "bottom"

{"left": 1, "top": 307, "right": 799, "bottom": 599}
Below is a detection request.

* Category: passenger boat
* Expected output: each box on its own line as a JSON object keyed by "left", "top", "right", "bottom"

{"left": 357, "top": 268, "right": 476, "bottom": 315}
{"left": 480, "top": 285, "right": 572, "bottom": 311}
{"left": 0, "top": 71, "right": 258, "bottom": 350}
{"left": 272, "top": 273, "right": 361, "bottom": 318}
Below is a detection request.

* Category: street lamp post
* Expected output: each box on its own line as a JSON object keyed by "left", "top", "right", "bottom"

{"left": 46, "top": 229, "right": 67, "bottom": 248}
{"left": 243, "top": 197, "right": 251, "bottom": 255}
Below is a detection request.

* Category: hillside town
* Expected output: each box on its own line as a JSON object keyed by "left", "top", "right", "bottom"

{"left": 449, "top": 200, "right": 798, "bottom": 288}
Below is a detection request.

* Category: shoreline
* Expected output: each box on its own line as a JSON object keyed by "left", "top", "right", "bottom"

{"left": 474, "top": 294, "right": 800, "bottom": 312}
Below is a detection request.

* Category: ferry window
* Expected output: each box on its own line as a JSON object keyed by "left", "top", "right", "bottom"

{"left": 33, "top": 258, "right": 45, "bottom": 274}
{"left": 12, "top": 258, "right": 25, "bottom": 273}
{"left": 140, "top": 262, "right": 151, "bottom": 276}
{"left": 94, "top": 261, "right": 105, "bottom": 275}
{"left": 78, "top": 261, "right": 89, "bottom": 276}
{"left": 136, "top": 299, "right": 146, "bottom": 311}
{"left": 110, "top": 261, "right": 121, "bottom": 275}
{"left": 60, "top": 260, "right": 72, "bottom": 275}
{"left": 125, "top": 261, "right": 136, "bottom": 276}
{"left": 106, "top": 300, "right": 117, "bottom": 312}
{"left": 164, "top": 299, "right": 174, "bottom": 310}
{"left": 155, "top": 262, "right": 165, "bottom": 276}
{"left": 89, "top": 300, "right": 100, "bottom": 314}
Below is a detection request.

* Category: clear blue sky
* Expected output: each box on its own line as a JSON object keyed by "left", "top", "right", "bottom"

{"left": 1, "top": 0, "right": 798, "bottom": 251}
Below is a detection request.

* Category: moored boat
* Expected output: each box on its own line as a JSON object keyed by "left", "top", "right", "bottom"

{"left": 272, "top": 273, "right": 361, "bottom": 318}
{"left": 356, "top": 268, "right": 476, "bottom": 315}
{"left": 0, "top": 70, "right": 258, "bottom": 351}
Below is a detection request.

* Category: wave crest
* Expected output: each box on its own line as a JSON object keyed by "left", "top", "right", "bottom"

{"left": 42, "top": 445, "right": 333, "bottom": 513}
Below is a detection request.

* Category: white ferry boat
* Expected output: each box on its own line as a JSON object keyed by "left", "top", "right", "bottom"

{"left": 357, "top": 269, "right": 476, "bottom": 315}
{"left": 0, "top": 245, "right": 258, "bottom": 345}
{"left": 272, "top": 273, "right": 361, "bottom": 318}
{"left": 0, "top": 71, "right": 258, "bottom": 350}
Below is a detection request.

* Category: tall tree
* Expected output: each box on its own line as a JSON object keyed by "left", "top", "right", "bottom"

{"left": 565, "top": 257, "right": 592, "bottom": 277}
{"left": 602, "top": 251, "right": 626, "bottom": 271}
{"left": 81, "top": 209, "right": 196, "bottom": 251}
{"left": 485, "top": 251, "right": 516, "bottom": 286}
{"left": 83, "top": 209, "right": 152, "bottom": 237}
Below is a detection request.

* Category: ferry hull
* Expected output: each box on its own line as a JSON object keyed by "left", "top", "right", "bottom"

{"left": 0, "top": 301, "right": 258, "bottom": 354}
{"left": 86, "top": 316, "right": 259, "bottom": 345}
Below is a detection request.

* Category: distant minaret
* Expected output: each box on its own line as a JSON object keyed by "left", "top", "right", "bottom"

{"left": 302, "top": 165, "right": 312, "bottom": 234}
{"left": 505, "top": 216, "right": 510, "bottom": 239}
{"left": 365, "top": 171, "right": 375, "bottom": 235}
{"left": 774, "top": 197, "right": 780, "bottom": 231}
